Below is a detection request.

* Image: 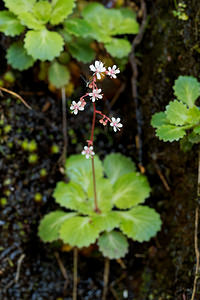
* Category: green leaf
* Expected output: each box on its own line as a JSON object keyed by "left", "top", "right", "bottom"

{"left": 33, "top": 1, "right": 52, "bottom": 23}
{"left": 6, "top": 42, "right": 34, "bottom": 71}
{"left": 188, "top": 132, "right": 200, "bottom": 144}
{"left": 105, "top": 38, "right": 132, "bottom": 58}
{"left": 53, "top": 181, "right": 92, "bottom": 214}
{"left": 48, "top": 61, "right": 70, "bottom": 88}
{"left": 65, "top": 154, "right": 103, "bottom": 192}
{"left": 166, "top": 100, "right": 189, "bottom": 125}
{"left": 82, "top": 3, "right": 139, "bottom": 36}
{"left": 59, "top": 216, "right": 101, "bottom": 248}
{"left": 0, "top": 11, "right": 25, "bottom": 36}
{"left": 180, "top": 136, "right": 193, "bottom": 152}
{"left": 4, "top": 0, "right": 36, "bottom": 15}
{"left": 119, "top": 206, "right": 161, "bottom": 242}
{"left": 194, "top": 125, "right": 200, "bottom": 134}
{"left": 103, "top": 153, "right": 136, "bottom": 185}
{"left": 68, "top": 39, "right": 95, "bottom": 63}
{"left": 87, "top": 178, "right": 113, "bottom": 213}
{"left": 187, "top": 106, "right": 200, "bottom": 125}
{"left": 92, "top": 211, "right": 121, "bottom": 232}
{"left": 64, "top": 18, "right": 95, "bottom": 38}
{"left": 18, "top": 12, "right": 44, "bottom": 30}
{"left": 24, "top": 29, "right": 64, "bottom": 61}
{"left": 112, "top": 172, "right": 151, "bottom": 209}
{"left": 98, "top": 231, "right": 129, "bottom": 259}
{"left": 50, "top": 0, "right": 75, "bottom": 25}
{"left": 38, "top": 210, "right": 76, "bottom": 242}
{"left": 173, "top": 75, "right": 200, "bottom": 107}
{"left": 151, "top": 112, "right": 168, "bottom": 128}
{"left": 156, "top": 125, "right": 186, "bottom": 142}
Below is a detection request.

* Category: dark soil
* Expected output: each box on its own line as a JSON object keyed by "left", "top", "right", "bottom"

{"left": 1, "top": 0, "right": 200, "bottom": 299}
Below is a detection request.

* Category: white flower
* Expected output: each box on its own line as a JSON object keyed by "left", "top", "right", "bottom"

{"left": 89, "top": 61, "right": 106, "bottom": 80}
{"left": 81, "top": 146, "right": 95, "bottom": 159}
{"left": 70, "top": 101, "right": 84, "bottom": 115}
{"left": 107, "top": 65, "right": 120, "bottom": 79}
{"left": 89, "top": 89, "right": 103, "bottom": 102}
{"left": 110, "top": 117, "right": 123, "bottom": 132}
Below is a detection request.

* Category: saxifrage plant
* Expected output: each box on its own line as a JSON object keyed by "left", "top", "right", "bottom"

{"left": 151, "top": 75, "right": 200, "bottom": 151}
{"left": 0, "top": 0, "right": 139, "bottom": 88}
{"left": 39, "top": 152, "right": 161, "bottom": 259}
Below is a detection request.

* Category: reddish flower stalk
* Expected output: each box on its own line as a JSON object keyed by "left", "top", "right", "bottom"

{"left": 70, "top": 61, "right": 122, "bottom": 213}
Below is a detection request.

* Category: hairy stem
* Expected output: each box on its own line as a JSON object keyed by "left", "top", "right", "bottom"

{"left": 73, "top": 247, "right": 78, "bottom": 300}
{"left": 102, "top": 258, "right": 110, "bottom": 300}
{"left": 61, "top": 87, "right": 68, "bottom": 165}
{"left": 191, "top": 149, "right": 200, "bottom": 300}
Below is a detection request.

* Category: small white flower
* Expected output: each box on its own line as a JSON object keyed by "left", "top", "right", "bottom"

{"left": 81, "top": 146, "right": 95, "bottom": 159}
{"left": 110, "top": 117, "right": 123, "bottom": 132}
{"left": 89, "top": 61, "right": 106, "bottom": 79}
{"left": 107, "top": 65, "right": 120, "bottom": 79}
{"left": 70, "top": 101, "right": 84, "bottom": 115}
{"left": 89, "top": 89, "right": 103, "bottom": 102}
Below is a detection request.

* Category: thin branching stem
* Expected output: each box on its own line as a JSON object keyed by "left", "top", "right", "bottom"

{"left": 61, "top": 87, "right": 68, "bottom": 165}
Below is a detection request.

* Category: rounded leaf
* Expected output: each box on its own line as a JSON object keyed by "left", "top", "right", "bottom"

{"left": 4, "top": 0, "right": 36, "bottom": 15}
{"left": 18, "top": 12, "right": 45, "bottom": 30}
{"left": 24, "top": 29, "right": 64, "bottom": 61}
{"left": 33, "top": 1, "right": 52, "bottom": 23}
{"left": 105, "top": 38, "right": 132, "bottom": 58}
{"left": 112, "top": 172, "right": 151, "bottom": 209}
{"left": 166, "top": 100, "right": 189, "bottom": 125}
{"left": 98, "top": 231, "right": 129, "bottom": 259}
{"left": 48, "top": 61, "right": 70, "bottom": 88}
{"left": 119, "top": 206, "right": 162, "bottom": 242}
{"left": 50, "top": 0, "right": 75, "bottom": 25}
{"left": 156, "top": 125, "right": 186, "bottom": 142}
{"left": 173, "top": 76, "right": 200, "bottom": 107}
{"left": 151, "top": 112, "right": 168, "bottom": 128}
{"left": 6, "top": 42, "right": 35, "bottom": 70}
{"left": 65, "top": 154, "right": 103, "bottom": 192}
{"left": 103, "top": 153, "right": 136, "bottom": 185}
{"left": 0, "top": 11, "right": 25, "bottom": 36}
{"left": 59, "top": 216, "right": 101, "bottom": 248}
{"left": 68, "top": 39, "right": 95, "bottom": 63}
{"left": 38, "top": 210, "right": 76, "bottom": 242}
{"left": 53, "top": 181, "right": 92, "bottom": 214}
{"left": 92, "top": 211, "right": 121, "bottom": 232}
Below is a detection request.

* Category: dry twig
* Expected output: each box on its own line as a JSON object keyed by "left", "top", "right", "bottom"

{"left": 54, "top": 251, "right": 69, "bottom": 293}
{"left": 73, "top": 247, "right": 78, "bottom": 300}
{"left": 102, "top": 258, "right": 110, "bottom": 300}
{"left": 15, "top": 254, "right": 25, "bottom": 283}
{"left": 0, "top": 86, "right": 31, "bottom": 109}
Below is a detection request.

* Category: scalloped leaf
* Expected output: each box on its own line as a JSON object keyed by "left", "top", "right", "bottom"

{"left": 50, "top": 0, "right": 75, "bottom": 25}
{"left": 64, "top": 18, "right": 95, "bottom": 38}
{"left": 82, "top": 3, "right": 139, "bottom": 36}
{"left": 194, "top": 125, "right": 200, "bottom": 134}
{"left": 151, "top": 112, "right": 168, "bottom": 128}
{"left": 92, "top": 211, "right": 121, "bottom": 232}
{"left": 18, "top": 12, "right": 45, "bottom": 30}
{"left": 4, "top": 0, "right": 36, "bottom": 15}
{"left": 0, "top": 11, "right": 25, "bottom": 36}
{"left": 98, "top": 231, "right": 129, "bottom": 259}
{"left": 68, "top": 39, "right": 95, "bottom": 63}
{"left": 166, "top": 100, "right": 189, "bottom": 125}
{"left": 103, "top": 153, "right": 136, "bottom": 185}
{"left": 24, "top": 29, "right": 64, "bottom": 61}
{"left": 112, "top": 172, "right": 151, "bottom": 209}
{"left": 187, "top": 106, "right": 200, "bottom": 125}
{"left": 156, "top": 125, "right": 186, "bottom": 142}
{"left": 48, "top": 61, "right": 70, "bottom": 88}
{"left": 87, "top": 178, "right": 113, "bottom": 213}
{"left": 119, "top": 206, "right": 162, "bottom": 242}
{"left": 6, "top": 42, "right": 35, "bottom": 71}
{"left": 65, "top": 154, "right": 103, "bottom": 192}
{"left": 53, "top": 181, "right": 94, "bottom": 215}
{"left": 32, "top": 1, "right": 52, "bottom": 23}
{"left": 59, "top": 216, "right": 101, "bottom": 248}
{"left": 105, "top": 38, "right": 132, "bottom": 58}
{"left": 173, "top": 76, "right": 200, "bottom": 107}
{"left": 38, "top": 211, "right": 76, "bottom": 242}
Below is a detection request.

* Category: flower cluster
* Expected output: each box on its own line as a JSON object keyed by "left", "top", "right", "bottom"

{"left": 69, "top": 60, "right": 123, "bottom": 159}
